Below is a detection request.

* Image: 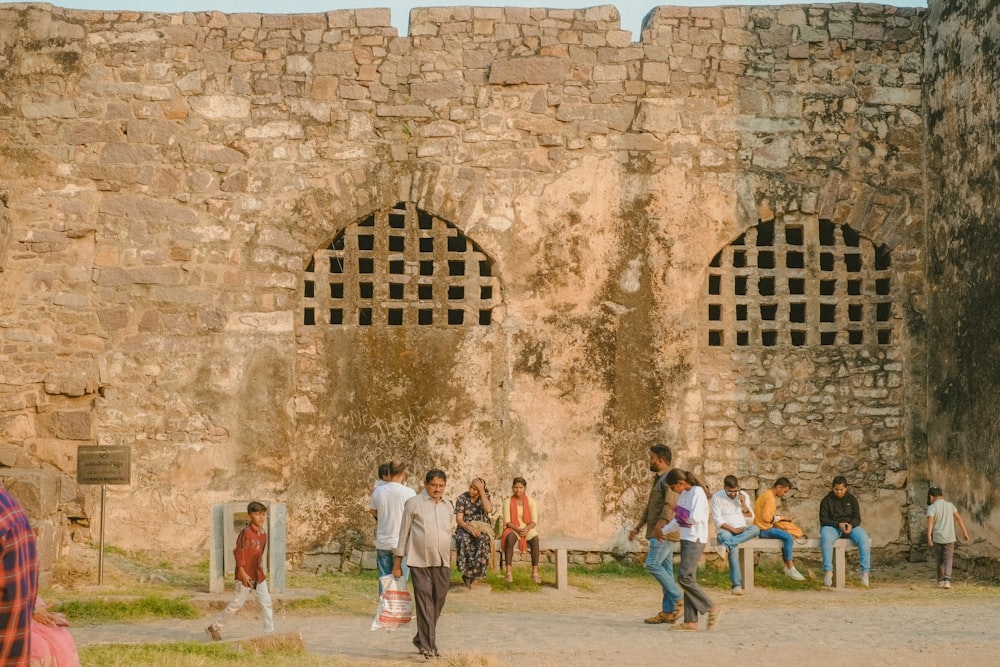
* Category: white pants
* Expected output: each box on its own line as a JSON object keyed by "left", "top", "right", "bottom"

{"left": 211, "top": 580, "right": 274, "bottom": 633}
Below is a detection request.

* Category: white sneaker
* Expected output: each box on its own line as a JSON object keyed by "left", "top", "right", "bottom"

{"left": 860, "top": 573, "right": 869, "bottom": 587}
{"left": 731, "top": 585, "right": 743, "bottom": 596}
{"left": 784, "top": 566, "right": 805, "bottom": 581}
{"left": 942, "top": 580, "right": 951, "bottom": 589}
{"left": 823, "top": 571, "right": 833, "bottom": 587}
{"left": 715, "top": 545, "right": 728, "bottom": 560}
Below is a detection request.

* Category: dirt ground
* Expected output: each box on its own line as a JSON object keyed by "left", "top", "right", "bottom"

{"left": 65, "top": 552, "right": 1000, "bottom": 667}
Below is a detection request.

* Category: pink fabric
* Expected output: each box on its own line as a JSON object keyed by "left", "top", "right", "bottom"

{"left": 30, "top": 600, "right": 80, "bottom": 667}
{"left": 30, "top": 623, "right": 79, "bottom": 667}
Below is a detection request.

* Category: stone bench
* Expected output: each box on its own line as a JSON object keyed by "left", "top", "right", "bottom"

{"left": 712, "top": 537, "right": 859, "bottom": 592}
{"left": 495, "top": 537, "right": 604, "bottom": 591}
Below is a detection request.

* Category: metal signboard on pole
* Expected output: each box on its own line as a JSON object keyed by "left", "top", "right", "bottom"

{"left": 77, "top": 446, "right": 131, "bottom": 585}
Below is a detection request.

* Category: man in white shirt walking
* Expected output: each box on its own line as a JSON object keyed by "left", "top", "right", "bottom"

{"left": 711, "top": 475, "right": 760, "bottom": 595}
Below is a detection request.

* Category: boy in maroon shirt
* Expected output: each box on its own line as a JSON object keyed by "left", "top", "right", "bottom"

{"left": 206, "top": 501, "right": 273, "bottom": 640}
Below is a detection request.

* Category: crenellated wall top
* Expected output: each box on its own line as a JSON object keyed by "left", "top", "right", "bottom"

{"left": 0, "top": 2, "right": 924, "bottom": 49}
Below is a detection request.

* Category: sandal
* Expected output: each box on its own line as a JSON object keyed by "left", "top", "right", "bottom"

{"left": 671, "top": 622, "right": 698, "bottom": 632}
{"left": 505, "top": 571, "right": 513, "bottom": 583}
{"left": 413, "top": 636, "right": 431, "bottom": 658}
{"left": 531, "top": 573, "right": 541, "bottom": 584}
{"left": 707, "top": 608, "right": 722, "bottom": 631}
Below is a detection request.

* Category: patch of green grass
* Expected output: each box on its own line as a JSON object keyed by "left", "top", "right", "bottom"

{"left": 698, "top": 561, "right": 823, "bottom": 591}
{"left": 283, "top": 571, "right": 379, "bottom": 616}
{"left": 53, "top": 595, "right": 199, "bottom": 624}
{"left": 477, "top": 567, "right": 550, "bottom": 592}
{"left": 78, "top": 641, "right": 328, "bottom": 667}
{"left": 569, "top": 559, "right": 647, "bottom": 579}
{"left": 283, "top": 593, "right": 339, "bottom": 613}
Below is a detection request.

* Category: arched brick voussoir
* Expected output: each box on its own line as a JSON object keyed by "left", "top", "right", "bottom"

{"left": 287, "top": 163, "right": 407, "bottom": 266}
{"left": 288, "top": 160, "right": 508, "bottom": 269}
{"left": 819, "top": 173, "right": 920, "bottom": 251}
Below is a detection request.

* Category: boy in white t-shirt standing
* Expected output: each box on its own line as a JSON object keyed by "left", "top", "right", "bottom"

{"left": 371, "top": 459, "right": 416, "bottom": 593}
{"left": 926, "top": 487, "right": 970, "bottom": 589}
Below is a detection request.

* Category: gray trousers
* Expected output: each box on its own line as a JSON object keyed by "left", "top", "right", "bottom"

{"left": 678, "top": 540, "right": 713, "bottom": 623}
{"left": 934, "top": 541, "right": 955, "bottom": 581}
{"left": 411, "top": 565, "right": 450, "bottom": 653}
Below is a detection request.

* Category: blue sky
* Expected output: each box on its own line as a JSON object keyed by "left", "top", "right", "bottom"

{"left": 42, "top": 0, "right": 926, "bottom": 37}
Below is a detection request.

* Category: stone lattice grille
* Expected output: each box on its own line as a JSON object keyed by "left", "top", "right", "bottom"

{"left": 705, "top": 217, "right": 893, "bottom": 347}
{"left": 302, "top": 202, "right": 499, "bottom": 327}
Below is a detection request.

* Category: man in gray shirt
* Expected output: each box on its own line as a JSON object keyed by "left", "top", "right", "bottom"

{"left": 394, "top": 468, "right": 454, "bottom": 659}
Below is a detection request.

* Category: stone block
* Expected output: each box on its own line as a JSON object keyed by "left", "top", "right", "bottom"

{"left": 58, "top": 121, "right": 126, "bottom": 145}
{"left": 555, "top": 103, "right": 634, "bottom": 132}
{"left": 641, "top": 61, "right": 670, "bottom": 83}
{"left": 96, "top": 267, "right": 186, "bottom": 287}
{"left": 189, "top": 95, "right": 251, "bottom": 121}
{"left": 409, "top": 80, "right": 461, "bottom": 101}
{"left": 854, "top": 23, "right": 885, "bottom": 41}
{"left": 376, "top": 104, "right": 433, "bottom": 118}
{"left": 354, "top": 9, "right": 392, "bottom": 28}
{"left": 866, "top": 87, "right": 921, "bottom": 107}
{"left": 0, "top": 469, "right": 59, "bottom": 518}
{"left": 314, "top": 52, "right": 357, "bottom": 76}
{"left": 592, "top": 64, "right": 626, "bottom": 82}
{"left": 100, "top": 144, "right": 160, "bottom": 163}
{"left": 36, "top": 411, "right": 93, "bottom": 440}
{"left": 488, "top": 57, "right": 571, "bottom": 85}
{"left": 20, "top": 99, "right": 77, "bottom": 119}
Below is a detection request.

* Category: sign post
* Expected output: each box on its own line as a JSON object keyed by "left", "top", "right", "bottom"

{"left": 77, "top": 445, "right": 131, "bottom": 585}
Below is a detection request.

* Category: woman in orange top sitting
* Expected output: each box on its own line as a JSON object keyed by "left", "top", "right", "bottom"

{"left": 501, "top": 477, "right": 540, "bottom": 583}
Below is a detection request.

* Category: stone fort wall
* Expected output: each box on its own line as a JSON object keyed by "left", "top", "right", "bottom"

{"left": 0, "top": 2, "right": 942, "bottom": 565}
{"left": 924, "top": 0, "right": 1000, "bottom": 571}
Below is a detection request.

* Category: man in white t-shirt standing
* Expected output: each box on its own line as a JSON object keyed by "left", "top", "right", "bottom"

{"left": 370, "top": 459, "right": 416, "bottom": 592}
{"left": 711, "top": 475, "right": 760, "bottom": 595}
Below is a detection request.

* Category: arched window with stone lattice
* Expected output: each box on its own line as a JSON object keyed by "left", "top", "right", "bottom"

{"left": 301, "top": 202, "right": 500, "bottom": 328}
{"left": 703, "top": 216, "right": 893, "bottom": 347}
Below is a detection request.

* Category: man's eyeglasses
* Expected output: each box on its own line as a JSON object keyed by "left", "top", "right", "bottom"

{"left": 725, "top": 488, "right": 740, "bottom": 497}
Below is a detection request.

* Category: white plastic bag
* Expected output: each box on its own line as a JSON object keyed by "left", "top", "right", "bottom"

{"left": 370, "top": 575, "right": 414, "bottom": 631}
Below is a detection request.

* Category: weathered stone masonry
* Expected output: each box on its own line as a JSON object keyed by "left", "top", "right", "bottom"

{"left": 0, "top": 1, "right": 987, "bottom": 569}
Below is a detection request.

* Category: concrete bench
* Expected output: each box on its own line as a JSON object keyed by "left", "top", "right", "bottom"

{"left": 541, "top": 538, "right": 668, "bottom": 591}
{"left": 712, "top": 537, "right": 859, "bottom": 592}
{"left": 496, "top": 537, "right": 606, "bottom": 591}
{"left": 496, "top": 538, "right": 593, "bottom": 591}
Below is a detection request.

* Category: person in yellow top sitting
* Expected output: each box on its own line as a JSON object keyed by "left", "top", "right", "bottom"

{"left": 501, "top": 477, "right": 540, "bottom": 583}
{"left": 752, "top": 477, "right": 806, "bottom": 581}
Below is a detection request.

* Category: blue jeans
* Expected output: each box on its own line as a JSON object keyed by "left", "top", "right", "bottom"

{"left": 377, "top": 549, "right": 409, "bottom": 593}
{"left": 716, "top": 525, "right": 760, "bottom": 587}
{"left": 820, "top": 525, "right": 870, "bottom": 573}
{"left": 758, "top": 527, "right": 795, "bottom": 562}
{"left": 644, "top": 537, "right": 682, "bottom": 613}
